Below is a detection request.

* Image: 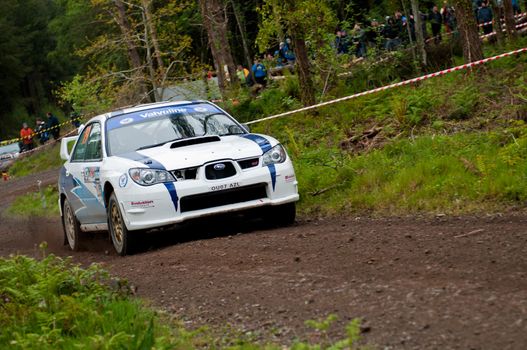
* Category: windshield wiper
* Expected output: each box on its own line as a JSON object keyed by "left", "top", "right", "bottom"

{"left": 136, "top": 137, "right": 181, "bottom": 151}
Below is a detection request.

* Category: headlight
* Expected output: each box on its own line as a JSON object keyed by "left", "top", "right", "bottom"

{"left": 129, "top": 168, "right": 175, "bottom": 186}
{"left": 262, "top": 144, "right": 287, "bottom": 166}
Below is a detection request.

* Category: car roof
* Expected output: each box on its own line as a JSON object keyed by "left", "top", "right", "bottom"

{"left": 107, "top": 100, "right": 207, "bottom": 119}
{"left": 83, "top": 100, "right": 216, "bottom": 126}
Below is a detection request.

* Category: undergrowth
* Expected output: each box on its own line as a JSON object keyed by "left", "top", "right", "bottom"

{"left": 9, "top": 143, "right": 63, "bottom": 178}
{"left": 0, "top": 254, "right": 368, "bottom": 349}
{"left": 6, "top": 185, "right": 60, "bottom": 217}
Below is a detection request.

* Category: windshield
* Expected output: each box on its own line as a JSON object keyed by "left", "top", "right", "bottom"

{"left": 106, "top": 103, "right": 245, "bottom": 156}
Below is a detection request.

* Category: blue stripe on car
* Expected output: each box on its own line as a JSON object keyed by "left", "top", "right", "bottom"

{"left": 241, "top": 134, "right": 276, "bottom": 191}
{"left": 118, "top": 151, "right": 179, "bottom": 211}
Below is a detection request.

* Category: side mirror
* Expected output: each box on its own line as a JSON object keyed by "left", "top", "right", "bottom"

{"left": 60, "top": 136, "right": 78, "bottom": 160}
{"left": 242, "top": 123, "right": 251, "bottom": 133}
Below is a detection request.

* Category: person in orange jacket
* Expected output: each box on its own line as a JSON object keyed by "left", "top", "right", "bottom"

{"left": 20, "top": 122, "right": 34, "bottom": 152}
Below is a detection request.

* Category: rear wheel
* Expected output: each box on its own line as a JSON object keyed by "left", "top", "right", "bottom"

{"left": 108, "top": 192, "right": 135, "bottom": 256}
{"left": 62, "top": 199, "right": 83, "bottom": 251}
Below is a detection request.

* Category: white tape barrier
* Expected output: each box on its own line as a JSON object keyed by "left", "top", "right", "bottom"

{"left": 246, "top": 47, "right": 527, "bottom": 125}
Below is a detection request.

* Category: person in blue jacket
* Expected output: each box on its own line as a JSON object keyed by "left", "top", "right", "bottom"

{"left": 46, "top": 112, "right": 60, "bottom": 140}
{"left": 251, "top": 58, "right": 267, "bottom": 86}
{"left": 477, "top": 2, "right": 493, "bottom": 35}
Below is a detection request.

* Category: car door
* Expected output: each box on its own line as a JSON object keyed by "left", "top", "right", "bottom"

{"left": 65, "top": 122, "right": 107, "bottom": 224}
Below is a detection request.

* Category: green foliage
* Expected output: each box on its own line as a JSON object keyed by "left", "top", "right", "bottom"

{"left": 256, "top": 0, "right": 337, "bottom": 51}
{"left": 56, "top": 74, "right": 114, "bottom": 115}
{"left": 0, "top": 255, "right": 372, "bottom": 349}
{"left": 294, "top": 129, "right": 527, "bottom": 216}
{"left": 0, "top": 254, "right": 177, "bottom": 349}
{"left": 8, "top": 143, "right": 63, "bottom": 178}
{"left": 6, "top": 185, "right": 60, "bottom": 218}
{"left": 302, "top": 314, "right": 367, "bottom": 350}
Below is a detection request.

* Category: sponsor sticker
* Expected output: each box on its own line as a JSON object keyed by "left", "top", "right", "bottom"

{"left": 119, "top": 174, "right": 128, "bottom": 188}
{"left": 139, "top": 108, "right": 187, "bottom": 119}
{"left": 285, "top": 174, "right": 296, "bottom": 183}
{"left": 120, "top": 117, "right": 134, "bottom": 125}
{"left": 194, "top": 106, "right": 208, "bottom": 112}
{"left": 210, "top": 182, "right": 240, "bottom": 191}
{"left": 130, "top": 200, "right": 155, "bottom": 208}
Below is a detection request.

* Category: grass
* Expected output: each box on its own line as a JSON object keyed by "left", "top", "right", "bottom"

{"left": 6, "top": 185, "right": 60, "bottom": 217}
{"left": 292, "top": 128, "right": 527, "bottom": 216}
{"left": 0, "top": 253, "right": 367, "bottom": 349}
{"left": 9, "top": 143, "right": 64, "bottom": 178}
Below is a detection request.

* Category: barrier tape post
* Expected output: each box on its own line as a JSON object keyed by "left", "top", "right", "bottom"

{"left": 247, "top": 47, "right": 527, "bottom": 125}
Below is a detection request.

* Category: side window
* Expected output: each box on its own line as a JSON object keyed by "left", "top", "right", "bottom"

{"left": 84, "top": 123, "right": 102, "bottom": 161}
{"left": 71, "top": 123, "right": 102, "bottom": 162}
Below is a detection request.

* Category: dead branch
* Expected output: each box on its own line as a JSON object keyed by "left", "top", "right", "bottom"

{"left": 454, "top": 228, "right": 485, "bottom": 238}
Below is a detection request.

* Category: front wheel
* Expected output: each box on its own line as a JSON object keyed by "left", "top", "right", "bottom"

{"left": 108, "top": 192, "right": 135, "bottom": 256}
{"left": 62, "top": 199, "right": 83, "bottom": 251}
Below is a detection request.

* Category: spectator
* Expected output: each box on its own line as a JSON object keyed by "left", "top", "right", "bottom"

{"left": 351, "top": 24, "right": 367, "bottom": 58}
{"left": 477, "top": 2, "right": 493, "bottom": 35}
{"left": 394, "top": 10, "right": 406, "bottom": 42}
{"left": 282, "top": 38, "right": 296, "bottom": 63}
{"left": 408, "top": 14, "right": 417, "bottom": 42}
{"left": 275, "top": 42, "right": 287, "bottom": 66}
{"left": 35, "top": 117, "right": 48, "bottom": 145}
{"left": 472, "top": 0, "right": 483, "bottom": 18}
{"left": 430, "top": 5, "right": 443, "bottom": 43}
{"left": 335, "top": 29, "right": 350, "bottom": 54}
{"left": 19, "top": 122, "right": 34, "bottom": 152}
{"left": 236, "top": 65, "right": 250, "bottom": 86}
{"left": 251, "top": 58, "right": 267, "bottom": 86}
{"left": 512, "top": 0, "right": 521, "bottom": 14}
{"left": 382, "top": 17, "right": 401, "bottom": 51}
{"left": 46, "top": 112, "right": 60, "bottom": 140}
{"left": 366, "top": 19, "right": 382, "bottom": 49}
{"left": 441, "top": 2, "right": 457, "bottom": 33}
{"left": 70, "top": 111, "right": 81, "bottom": 128}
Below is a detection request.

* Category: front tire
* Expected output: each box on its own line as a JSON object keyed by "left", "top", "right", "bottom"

{"left": 62, "top": 199, "right": 83, "bottom": 251}
{"left": 108, "top": 192, "right": 134, "bottom": 256}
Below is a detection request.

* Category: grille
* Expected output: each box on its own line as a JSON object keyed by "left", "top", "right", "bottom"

{"left": 238, "top": 157, "right": 259, "bottom": 169}
{"left": 205, "top": 161, "right": 236, "bottom": 180}
{"left": 172, "top": 167, "right": 198, "bottom": 180}
{"left": 180, "top": 183, "right": 267, "bottom": 212}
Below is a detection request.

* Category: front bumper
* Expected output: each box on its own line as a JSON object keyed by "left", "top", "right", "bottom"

{"left": 117, "top": 161, "right": 299, "bottom": 231}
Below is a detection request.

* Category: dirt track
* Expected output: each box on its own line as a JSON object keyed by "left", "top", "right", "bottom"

{"left": 1, "top": 169, "right": 526, "bottom": 349}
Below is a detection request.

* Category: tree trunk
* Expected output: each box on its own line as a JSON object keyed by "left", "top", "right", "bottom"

{"left": 452, "top": 0, "right": 483, "bottom": 63}
{"left": 113, "top": 0, "right": 150, "bottom": 101}
{"left": 401, "top": 0, "right": 415, "bottom": 60}
{"left": 141, "top": 0, "right": 165, "bottom": 72}
{"left": 114, "top": 0, "right": 143, "bottom": 71}
{"left": 491, "top": 1, "right": 505, "bottom": 45}
{"left": 140, "top": 8, "right": 160, "bottom": 102}
{"left": 291, "top": 32, "right": 315, "bottom": 106}
{"left": 411, "top": 0, "right": 427, "bottom": 67}
{"left": 503, "top": 0, "right": 517, "bottom": 39}
{"left": 199, "top": 0, "right": 238, "bottom": 96}
{"left": 231, "top": 0, "right": 254, "bottom": 80}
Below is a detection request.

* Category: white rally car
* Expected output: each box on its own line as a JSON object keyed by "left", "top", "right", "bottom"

{"left": 58, "top": 100, "right": 299, "bottom": 255}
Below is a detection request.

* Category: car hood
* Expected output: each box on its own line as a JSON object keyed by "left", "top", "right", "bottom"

{"left": 111, "top": 134, "right": 277, "bottom": 170}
